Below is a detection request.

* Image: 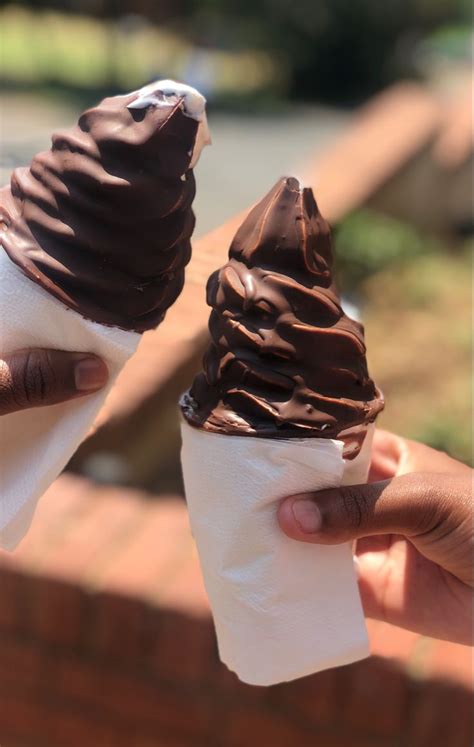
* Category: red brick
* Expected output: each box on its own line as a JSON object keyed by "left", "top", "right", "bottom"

{"left": 0, "top": 567, "right": 28, "bottom": 631}
{"left": 11, "top": 474, "right": 93, "bottom": 565}
{"left": 222, "top": 704, "right": 372, "bottom": 747}
{"left": 129, "top": 738, "right": 204, "bottom": 747}
{"left": 406, "top": 681, "right": 473, "bottom": 747}
{"left": 186, "top": 212, "right": 245, "bottom": 288}
{"left": 0, "top": 644, "right": 211, "bottom": 747}
{"left": 52, "top": 655, "right": 213, "bottom": 740}
{"left": 269, "top": 667, "right": 340, "bottom": 728}
{"left": 26, "top": 576, "right": 88, "bottom": 648}
{"left": 0, "top": 634, "right": 49, "bottom": 692}
{"left": 222, "top": 705, "right": 314, "bottom": 747}
{"left": 87, "top": 591, "right": 153, "bottom": 663}
{"left": 153, "top": 543, "right": 209, "bottom": 615}
{"left": 207, "top": 650, "right": 274, "bottom": 701}
{"left": 95, "top": 499, "right": 190, "bottom": 599}
{"left": 422, "top": 639, "right": 473, "bottom": 690}
{"left": 94, "top": 319, "right": 205, "bottom": 426}
{"left": 0, "top": 687, "right": 133, "bottom": 747}
{"left": 306, "top": 83, "right": 440, "bottom": 222}
{"left": 151, "top": 608, "right": 216, "bottom": 683}
{"left": 210, "top": 656, "right": 253, "bottom": 694}
{"left": 33, "top": 489, "right": 144, "bottom": 583}
{"left": 341, "top": 656, "right": 409, "bottom": 738}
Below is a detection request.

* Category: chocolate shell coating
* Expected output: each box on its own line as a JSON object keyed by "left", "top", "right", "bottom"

{"left": 181, "top": 177, "right": 384, "bottom": 439}
{"left": 0, "top": 91, "right": 199, "bottom": 332}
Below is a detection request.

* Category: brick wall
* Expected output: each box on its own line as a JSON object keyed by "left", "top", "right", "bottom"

{"left": 1, "top": 83, "right": 472, "bottom": 746}
{"left": 0, "top": 475, "right": 471, "bottom": 747}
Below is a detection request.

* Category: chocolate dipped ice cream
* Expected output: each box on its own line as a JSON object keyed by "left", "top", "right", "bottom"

{"left": 181, "top": 176, "right": 384, "bottom": 450}
{"left": 0, "top": 80, "right": 209, "bottom": 332}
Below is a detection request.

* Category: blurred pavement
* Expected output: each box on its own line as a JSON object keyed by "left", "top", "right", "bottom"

{"left": 0, "top": 93, "right": 351, "bottom": 236}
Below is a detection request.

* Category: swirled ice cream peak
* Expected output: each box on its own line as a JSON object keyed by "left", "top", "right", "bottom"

{"left": 127, "top": 79, "right": 210, "bottom": 167}
{"left": 0, "top": 79, "right": 210, "bottom": 331}
{"left": 181, "top": 176, "right": 384, "bottom": 446}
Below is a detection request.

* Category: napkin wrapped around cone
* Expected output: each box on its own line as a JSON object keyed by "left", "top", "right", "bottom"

{"left": 180, "top": 177, "right": 384, "bottom": 685}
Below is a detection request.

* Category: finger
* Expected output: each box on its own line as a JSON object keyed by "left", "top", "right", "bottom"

{"left": 368, "top": 429, "right": 403, "bottom": 482}
{"left": 372, "top": 429, "right": 403, "bottom": 454}
{"left": 355, "top": 534, "right": 393, "bottom": 555}
{"left": 356, "top": 537, "right": 474, "bottom": 644}
{"left": 397, "top": 437, "right": 472, "bottom": 476}
{"left": 278, "top": 472, "right": 461, "bottom": 545}
{"left": 354, "top": 547, "right": 390, "bottom": 621}
{"left": 0, "top": 349, "right": 108, "bottom": 415}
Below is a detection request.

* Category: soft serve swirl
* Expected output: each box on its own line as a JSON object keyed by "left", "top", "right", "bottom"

{"left": 0, "top": 81, "right": 208, "bottom": 331}
{"left": 181, "top": 177, "right": 384, "bottom": 439}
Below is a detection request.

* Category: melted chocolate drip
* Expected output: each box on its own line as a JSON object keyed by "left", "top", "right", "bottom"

{"left": 0, "top": 90, "right": 199, "bottom": 332}
{"left": 181, "top": 177, "right": 384, "bottom": 441}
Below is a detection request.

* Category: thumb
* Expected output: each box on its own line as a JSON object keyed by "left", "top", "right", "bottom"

{"left": 278, "top": 472, "right": 457, "bottom": 545}
{"left": 0, "top": 349, "right": 108, "bottom": 415}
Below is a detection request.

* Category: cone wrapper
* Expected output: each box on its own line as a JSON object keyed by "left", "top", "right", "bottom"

{"left": 0, "top": 253, "right": 139, "bottom": 550}
{"left": 180, "top": 419, "right": 374, "bottom": 686}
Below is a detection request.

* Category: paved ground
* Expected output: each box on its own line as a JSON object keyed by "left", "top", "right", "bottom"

{"left": 193, "top": 106, "right": 350, "bottom": 235}
{"left": 0, "top": 92, "right": 351, "bottom": 236}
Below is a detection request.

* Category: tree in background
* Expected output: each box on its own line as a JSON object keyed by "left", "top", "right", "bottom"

{"left": 6, "top": 0, "right": 470, "bottom": 101}
{"left": 172, "top": 0, "right": 469, "bottom": 102}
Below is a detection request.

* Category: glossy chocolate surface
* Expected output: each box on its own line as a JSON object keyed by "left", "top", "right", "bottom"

{"left": 181, "top": 177, "right": 384, "bottom": 440}
{"left": 0, "top": 89, "right": 200, "bottom": 331}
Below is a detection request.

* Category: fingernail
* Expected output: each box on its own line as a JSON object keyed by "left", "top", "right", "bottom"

{"left": 292, "top": 499, "right": 322, "bottom": 534}
{"left": 74, "top": 357, "right": 107, "bottom": 391}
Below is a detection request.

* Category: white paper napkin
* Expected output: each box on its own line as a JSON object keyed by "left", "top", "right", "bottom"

{"left": 0, "top": 252, "right": 139, "bottom": 550}
{"left": 180, "top": 419, "right": 374, "bottom": 686}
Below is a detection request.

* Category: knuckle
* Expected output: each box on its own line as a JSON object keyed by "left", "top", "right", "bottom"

{"left": 340, "top": 485, "right": 371, "bottom": 529}
{"left": 17, "top": 350, "right": 55, "bottom": 407}
{"left": 457, "top": 478, "right": 473, "bottom": 514}
{"left": 409, "top": 472, "right": 463, "bottom": 537}
{"left": 0, "top": 358, "right": 15, "bottom": 411}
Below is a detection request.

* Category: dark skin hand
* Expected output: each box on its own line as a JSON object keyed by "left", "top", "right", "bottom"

{"left": 0, "top": 349, "right": 108, "bottom": 415}
{"left": 279, "top": 430, "right": 473, "bottom": 646}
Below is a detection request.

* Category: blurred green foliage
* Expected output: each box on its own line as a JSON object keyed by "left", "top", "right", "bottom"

{"left": 0, "top": 5, "right": 278, "bottom": 99}
{"left": 334, "top": 209, "right": 441, "bottom": 291}
{"left": 332, "top": 208, "right": 472, "bottom": 464}
{"left": 421, "top": 23, "right": 473, "bottom": 58}
{"left": 412, "top": 416, "right": 472, "bottom": 465}
{"left": 2, "top": 0, "right": 471, "bottom": 102}
{"left": 358, "top": 235, "right": 472, "bottom": 465}
{"left": 174, "top": 0, "right": 469, "bottom": 101}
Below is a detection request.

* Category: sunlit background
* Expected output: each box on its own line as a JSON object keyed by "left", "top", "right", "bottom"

{"left": 1, "top": 0, "right": 471, "bottom": 464}
{"left": 0, "top": 3, "right": 473, "bottom": 746}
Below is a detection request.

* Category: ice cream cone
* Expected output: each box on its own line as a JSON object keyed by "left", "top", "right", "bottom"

{"left": 0, "top": 80, "right": 209, "bottom": 549}
{"left": 180, "top": 177, "right": 384, "bottom": 684}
